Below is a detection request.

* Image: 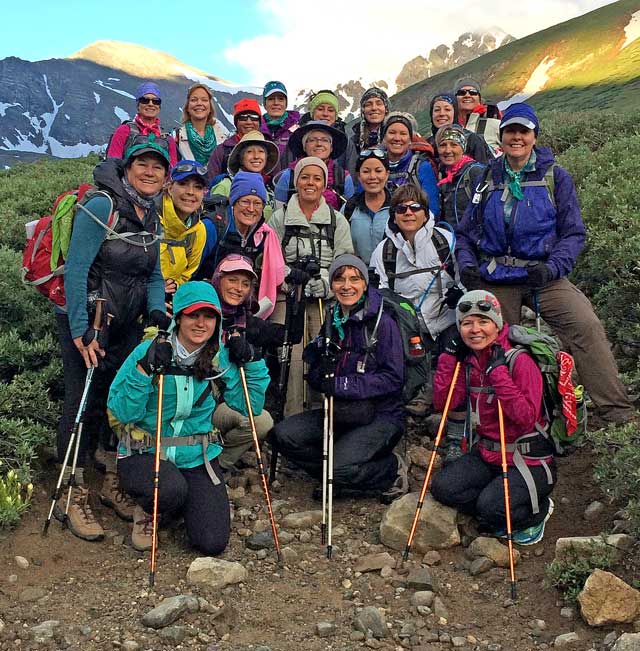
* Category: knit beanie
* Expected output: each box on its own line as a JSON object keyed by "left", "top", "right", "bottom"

{"left": 229, "top": 170, "right": 268, "bottom": 206}
{"left": 499, "top": 102, "right": 540, "bottom": 137}
{"left": 309, "top": 90, "right": 339, "bottom": 115}
{"left": 382, "top": 111, "right": 417, "bottom": 139}
{"left": 435, "top": 124, "right": 467, "bottom": 149}
{"left": 455, "top": 290, "right": 503, "bottom": 330}
{"left": 329, "top": 254, "right": 369, "bottom": 287}
{"left": 360, "top": 87, "right": 390, "bottom": 113}
{"left": 233, "top": 98, "right": 262, "bottom": 124}
{"left": 293, "top": 156, "right": 328, "bottom": 189}
{"left": 136, "top": 81, "right": 161, "bottom": 100}
{"left": 454, "top": 77, "right": 482, "bottom": 97}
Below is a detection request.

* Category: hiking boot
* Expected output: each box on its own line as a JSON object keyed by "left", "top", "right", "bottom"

{"left": 100, "top": 472, "right": 136, "bottom": 521}
{"left": 513, "top": 498, "right": 554, "bottom": 546}
{"left": 54, "top": 486, "right": 105, "bottom": 541}
{"left": 132, "top": 505, "right": 155, "bottom": 552}
{"left": 380, "top": 452, "right": 409, "bottom": 504}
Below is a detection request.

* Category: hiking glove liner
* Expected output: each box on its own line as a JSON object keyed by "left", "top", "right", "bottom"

{"left": 305, "top": 277, "right": 329, "bottom": 299}
{"left": 485, "top": 344, "right": 507, "bottom": 375}
{"left": 526, "top": 263, "right": 553, "bottom": 288}
{"left": 460, "top": 266, "right": 482, "bottom": 290}
{"left": 285, "top": 268, "right": 311, "bottom": 286}
{"left": 444, "top": 335, "right": 469, "bottom": 362}
{"left": 150, "top": 309, "right": 172, "bottom": 332}
{"left": 138, "top": 337, "right": 173, "bottom": 375}
{"left": 81, "top": 325, "right": 101, "bottom": 347}
{"left": 444, "top": 285, "right": 465, "bottom": 309}
{"left": 227, "top": 335, "right": 255, "bottom": 366}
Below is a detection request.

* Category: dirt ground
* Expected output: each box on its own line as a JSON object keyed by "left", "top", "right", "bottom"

{"left": 0, "top": 423, "right": 633, "bottom": 651}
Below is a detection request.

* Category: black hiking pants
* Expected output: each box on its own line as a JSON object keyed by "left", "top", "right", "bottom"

{"left": 430, "top": 446, "right": 557, "bottom": 532}
{"left": 274, "top": 409, "right": 403, "bottom": 491}
{"left": 55, "top": 313, "right": 139, "bottom": 468}
{"left": 118, "top": 455, "right": 230, "bottom": 556}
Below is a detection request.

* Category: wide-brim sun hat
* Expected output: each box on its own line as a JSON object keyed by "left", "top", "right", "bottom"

{"left": 287, "top": 120, "right": 348, "bottom": 160}
{"left": 227, "top": 130, "right": 280, "bottom": 176}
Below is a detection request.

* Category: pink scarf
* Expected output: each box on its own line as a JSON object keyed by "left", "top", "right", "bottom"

{"left": 134, "top": 114, "right": 161, "bottom": 136}
{"left": 438, "top": 155, "right": 475, "bottom": 186}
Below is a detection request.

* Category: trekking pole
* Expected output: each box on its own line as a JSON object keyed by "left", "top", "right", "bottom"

{"left": 320, "top": 314, "right": 335, "bottom": 557}
{"left": 533, "top": 290, "right": 541, "bottom": 333}
{"left": 326, "top": 392, "right": 334, "bottom": 559}
{"left": 238, "top": 365, "right": 282, "bottom": 561}
{"left": 149, "top": 354, "right": 166, "bottom": 588}
{"left": 403, "top": 361, "right": 461, "bottom": 561}
{"left": 43, "top": 298, "right": 105, "bottom": 535}
{"left": 498, "top": 399, "right": 518, "bottom": 600}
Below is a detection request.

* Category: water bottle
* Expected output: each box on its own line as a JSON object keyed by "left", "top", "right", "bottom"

{"left": 409, "top": 336, "right": 425, "bottom": 357}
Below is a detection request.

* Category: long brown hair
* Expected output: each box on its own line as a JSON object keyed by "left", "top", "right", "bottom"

{"left": 181, "top": 84, "right": 217, "bottom": 127}
{"left": 175, "top": 314, "right": 221, "bottom": 381}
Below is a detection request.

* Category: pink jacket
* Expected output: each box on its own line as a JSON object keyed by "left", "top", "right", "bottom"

{"left": 433, "top": 326, "right": 547, "bottom": 467}
{"left": 107, "top": 115, "right": 178, "bottom": 166}
{"left": 251, "top": 223, "right": 285, "bottom": 318}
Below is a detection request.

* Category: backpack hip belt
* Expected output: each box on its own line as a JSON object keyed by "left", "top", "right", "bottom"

{"left": 480, "top": 254, "right": 539, "bottom": 268}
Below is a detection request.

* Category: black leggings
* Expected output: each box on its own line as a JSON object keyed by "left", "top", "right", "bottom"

{"left": 117, "top": 455, "right": 230, "bottom": 556}
{"left": 430, "top": 446, "right": 556, "bottom": 532}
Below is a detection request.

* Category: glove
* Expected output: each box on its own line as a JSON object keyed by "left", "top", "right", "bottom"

{"left": 314, "top": 375, "right": 336, "bottom": 396}
{"left": 81, "top": 325, "right": 100, "bottom": 347}
{"left": 486, "top": 344, "right": 507, "bottom": 375}
{"left": 444, "top": 285, "right": 464, "bottom": 309}
{"left": 526, "top": 263, "right": 554, "bottom": 288}
{"left": 443, "top": 335, "right": 469, "bottom": 362}
{"left": 285, "top": 268, "right": 311, "bottom": 286}
{"left": 227, "top": 334, "right": 254, "bottom": 366}
{"left": 149, "top": 309, "right": 172, "bottom": 332}
{"left": 246, "top": 318, "right": 285, "bottom": 348}
{"left": 138, "top": 337, "right": 173, "bottom": 375}
{"left": 460, "top": 266, "right": 482, "bottom": 290}
{"left": 305, "top": 277, "right": 329, "bottom": 299}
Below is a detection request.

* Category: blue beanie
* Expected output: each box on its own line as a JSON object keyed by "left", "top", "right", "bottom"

{"left": 500, "top": 102, "right": 539, "bottom": 136}
{"left": 136, "top": 81, "right": 162, "bottom": 101}
{"left": 229, "top": 171, "right": 268, "bottom": 206}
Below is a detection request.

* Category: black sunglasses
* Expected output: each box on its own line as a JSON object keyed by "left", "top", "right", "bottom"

{"left": 394, "top": 202, "right": 424, "bottom": 215}
{"left": 138, "top": 97, "right": 162, "bottom": 106}
{"left": 237, "top": 113, "right": 261, "bottom": 122}
{"left": 458, "top": 300, "right": 493, "bottom": 314}
{"left": 456, "top": 89, "right": 480, "bottom": 97}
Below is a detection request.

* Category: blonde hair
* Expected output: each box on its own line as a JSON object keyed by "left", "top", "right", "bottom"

{"left": 181, "top": 84, "right": 217, "bottom": 126}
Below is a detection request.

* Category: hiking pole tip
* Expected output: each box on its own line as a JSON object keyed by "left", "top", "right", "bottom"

{"left": 511, "top": 581, "right": 517, "bottom": 601}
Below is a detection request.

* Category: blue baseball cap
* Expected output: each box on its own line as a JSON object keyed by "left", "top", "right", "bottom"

{"left": 263, "top": 80, "right": 287, "bottom": 99}
{"left": 500, "top": 102, "right": 540, "bottom": 136}
{"left": 170, "top": 160, "right": 207, "bottom": 182}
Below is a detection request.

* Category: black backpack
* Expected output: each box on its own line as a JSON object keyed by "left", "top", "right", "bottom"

{"left": 193, "top": 194, "right": 230, "bottom": 280}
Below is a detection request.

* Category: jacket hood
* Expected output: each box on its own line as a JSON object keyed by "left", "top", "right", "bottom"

{"left": 93, "top": 158, "right": 128, "bottom": 202}
{"left": 173, "top": 281, "right": 222, "bottom": 317}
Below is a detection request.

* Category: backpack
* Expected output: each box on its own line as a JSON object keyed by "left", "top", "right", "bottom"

{"left": 381, "top": 227, "right": 452, "bottom": 293}
{"left": 504, "top": 325, "right": 587, "bottom": 452}
{"left": 286, "top": 164, "right": 345, "bottom": 204}
{"left": 465, "top": 106, "right": 503, "bottom": 158}
{"left": 366, "top": 288, "right": 431, "bottom": 403}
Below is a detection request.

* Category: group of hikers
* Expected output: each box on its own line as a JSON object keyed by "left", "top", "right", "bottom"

{"left": 36, "top": 77, "right": 636, "bottom": 559}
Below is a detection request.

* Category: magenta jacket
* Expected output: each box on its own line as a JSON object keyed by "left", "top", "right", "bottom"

{"left": 433, "top": 325, "right": 548, "bottom": 467}
{"left": 106, "top": 115, "right": 178, "bottom": 166}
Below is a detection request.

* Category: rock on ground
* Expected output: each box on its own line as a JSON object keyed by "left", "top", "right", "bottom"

{"left": 186, "top": 558, "right": 248, "bottom": 590}
{"left": 583, "top": 501, "right": 605, "bottom": 520}
{"left": 141, "top": 595, "right": 199, "bottom": 629}
{"left": 30, "top": 621, "right": 60, "bottom": 643}
{"left": 316, "top": 622, "right": 337, "bottom": 637}
{"left": 354, "top": 606, "right": 388, "bottom": 639}
{"left": 554, "top": 632, "right": 581, "bottom": 647}
{"left": 554, "top": 534, "right": 634, "bottom": 562}
{"left": 281, "top": 510, "right": 323, "bottom": 529}
{"left": 613, "top": 633, "right": 640, "bottom": 650}
{"left": 354, "top": 552, "right": 396, "bottom": 573}
{"left": 467, "top": 536, "right": 521, "bottom": 568}
{"left": 578, "top": 569, "right": 640, "bottom": 626}
{"left": 379, "top": 493, "right": 459, "bottom": 553}
{"left": 406, "top": 567, "right": 440, "bottom": 592}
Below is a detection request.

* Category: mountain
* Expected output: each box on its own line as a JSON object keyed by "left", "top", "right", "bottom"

{"left": 392, "top": 0, "right": 640, "bottom": 129}
{"left": 395, "top": 28, "right": 515, "bottom": 92}
{"left": 0, "top": 40, "right": 261, "bottom": 166}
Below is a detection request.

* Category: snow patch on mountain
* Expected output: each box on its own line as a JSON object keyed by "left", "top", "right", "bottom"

{"left": 48, "top": 139, "right": 105, "bottom": 158}
{"left": 93, "top": 92, "right": 101, "bottom": 104}
{"left": 499, "top": 56, "right": 557, "bottom": 108}
{"left": 0, "top": 102, "right": 20, "bottom": 117}
{"left": 622, "top": 9, "right": 640, "bottom": 49}
{"left": 95, "top": 80, "right": 135, "bottom": 99}
{"left": 114, "top": 106, "right": 130, "bottom": 122}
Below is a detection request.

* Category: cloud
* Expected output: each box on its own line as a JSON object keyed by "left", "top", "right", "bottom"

{"left": 224, "top": 0, "right": 615, "bottom": 95}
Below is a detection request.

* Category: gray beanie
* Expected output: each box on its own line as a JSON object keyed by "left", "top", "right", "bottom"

{"left": 293, "top": 156, "right": 328, "bottom": 189}
{"left": 454, "top": 77, "right": 482, "bottom": 97}
{"left": 455, "top": 289, "right": 503, "bottom": 329}
{"left": 329, "top": 254, "right": 369, "bottom": 287}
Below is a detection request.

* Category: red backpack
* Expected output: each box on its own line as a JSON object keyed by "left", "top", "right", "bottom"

{"left": 21, "top": 184, "right": 113, "bottom": 308}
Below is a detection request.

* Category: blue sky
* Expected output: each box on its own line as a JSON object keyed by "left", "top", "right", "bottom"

{"left": 2, "top": 0, "right": 617, "bottom": 90}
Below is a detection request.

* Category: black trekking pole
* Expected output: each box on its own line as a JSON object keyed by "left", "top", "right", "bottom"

{"left": 320, "top": 310, "right": 335, "bottom": 558}
{"left": 43, "top": 298, "right": 105, "bottom": 535}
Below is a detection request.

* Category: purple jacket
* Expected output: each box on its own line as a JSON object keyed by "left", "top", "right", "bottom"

{"left": 260, "top": 111, "right": 300, "bottom": 173}
{"left": 303, "top": 286, "right": 406, "bottom": 427}
{"left": 206, "top": 134, "right": 240, "bottom": 183}
{"left": 455, "top": 146, "right": 585, "bottom": 281}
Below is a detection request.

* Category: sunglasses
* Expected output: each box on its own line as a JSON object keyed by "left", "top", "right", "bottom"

{"left": 237, "top": 113, "right": 261, "bottom": 122}
{"left": 456, "top": 89, "right": 480, "bottom": 97}
{"left": 458, "top": 300, "right": 494, "bottom": 314}
{"left": 359, "top": 148, "right": 388, "bottom": 161}
{"left": 138, "top": 97, "right": 162, "bottom": 106}
{"left": 394, "top": 203, "right": 424, "bottom": 215}
{"left": 171, "top": 161, "right": 207, "bottom": 178}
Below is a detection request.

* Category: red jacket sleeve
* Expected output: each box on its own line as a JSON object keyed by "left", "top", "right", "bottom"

{"left": 433, "top": 353, "right": 466, "bottom": 413}
{"left": 106, "top": 124, "right": 130, "bottom": 159}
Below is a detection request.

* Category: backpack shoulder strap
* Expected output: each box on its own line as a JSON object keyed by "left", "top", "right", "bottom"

{"left": 333, "top": 164, "right": 345, "bottom": 197}
{"left": 325, "top": 206, "right": 337, "bottom": 249}
{"left": 382, "top": 238, "right": 398, "bottom": 292}
{"left": 287, "top": 169, "right": 295, "bottom": 202}
{"left": 431, "top": 227, "right": 451, "bottom": 267}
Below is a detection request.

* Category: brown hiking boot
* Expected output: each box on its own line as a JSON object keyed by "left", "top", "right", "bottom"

{"left": 100, "top": 472, "right": 136, "bottom": 521}
{"left": 54, "top": 486, "right": 105, "bottom": 541}
{"left": 132, "top": 505, "right": 154, "bottom": 552}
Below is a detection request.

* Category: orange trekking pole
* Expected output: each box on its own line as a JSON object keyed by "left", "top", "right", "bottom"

{"left": 403, "top": 361, "right": 461, "bottom": 561}
{"left": 497, "top": 399, "right": 517, "bottom": 600}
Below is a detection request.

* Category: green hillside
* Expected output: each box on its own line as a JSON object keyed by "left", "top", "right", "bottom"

{"left": 393, "top": 0, "right": 640, "bottom": 127}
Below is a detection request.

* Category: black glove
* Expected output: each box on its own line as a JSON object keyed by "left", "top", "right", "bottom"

{"left": 443, "top": 335, "right": 469, "bottom": 362}
{"left": 149, "top": 309, "right": 172, "bottom": 332}
{"left": 227, "top": 334, "right": 254, "bottom": 366}
{"left": 460, "top": 266, "right": 482, "bottom": 290}
{"left": 444, "top": 285, "right": 465, "bottom": 309}
{"left": 285, "top": 268, "right": 311, "bottom": 286}
{"left": 246, "top": 317, "right": 285, "bottom": 348}
{"left": 316, "top": 375, "right": 336, "bottom": 396}
{"left": 81, "top": 325, "right": 100, "bottom": 347}
{"left": 526, "top": 263, "right": 554, "bottom": 288}
{"left": 486, "top": 344, "right": 507, "bottom": 375}
{"left": 138, "top": 337, "right": 173, "bottom": 375}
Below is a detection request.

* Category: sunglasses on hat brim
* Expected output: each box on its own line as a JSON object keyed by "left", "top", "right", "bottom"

{"left": 458, "top": 300, "right": 494, "bottom": 314}
{"left": 359, "top": 148, "right": 388, "bottom": 161}
{"left": 171, "top": 161, "right": 207, "bottom": 179}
